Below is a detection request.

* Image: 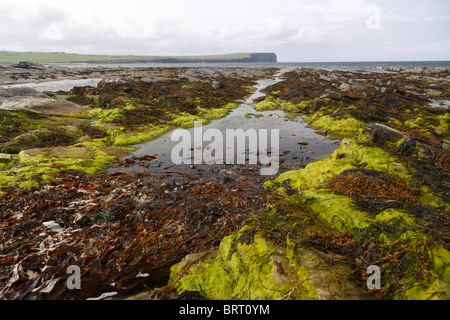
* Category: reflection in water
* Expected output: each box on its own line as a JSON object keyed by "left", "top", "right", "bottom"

{"left": 107, "top": 69, "right": 341, "bottom": 177}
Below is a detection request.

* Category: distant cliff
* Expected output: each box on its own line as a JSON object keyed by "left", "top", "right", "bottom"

{"left": 247, "top": 53, "right": 277, "bottom": 62}
{"left": 124, "top": 53, "right": 278, "bottom": 64}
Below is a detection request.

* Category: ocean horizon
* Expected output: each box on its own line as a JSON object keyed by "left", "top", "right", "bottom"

{"left": 53, "top": 60, "right": 450, "bottom": 73}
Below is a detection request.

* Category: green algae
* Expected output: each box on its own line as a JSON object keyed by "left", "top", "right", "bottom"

{"left": 374, "top": 208, "right": 415, "bottom": 226}
{"left": 254, "top": 99, "right": 277, "bottom": 111}
{"left": 394, "top": 246, "right": 450, "bottom": 300}
{"left": 302, "top": 189, "right": 371, "bottom": 234}
{"left": 111, "top": 124, "right": 171, "bottom": 147}
{"left": 254, "top": 97, "right": 298, "bottom": 112}
{"left": 265, "top": 138, "right": 410, "bottom": 194}
{"left": 308, "top": 114, "right": 367, "bottom": 138}
{"left": 170, "top": 113, "right": 207, "bottom": 128}
{"left": 262, "top": 133, "right": 449, "bottom": 299}
{"left": 169, "top": 103, "right": 239, "bottom": 129}
{"left": 0, "top": 147, "right": 116, "bottom": 191}
{"left": 284, "top": 112, "right": 300, "bottom": 120}
{"left": 1, "top": 93, "right": 244, "bottom": 192}
{"left": 437, "top": 113, "right": 450, "bottom": 134}
{"left": 90, "top": 107, "right": 126, "bottom": 125}
{"left": 167, "top": 226, "right": 319, "bottom": 300}
{"left": 417, "top": 186, "right": 448, "bottom": 209}
{"left": 197, "top": 102, "right": 239, "bottom": 120}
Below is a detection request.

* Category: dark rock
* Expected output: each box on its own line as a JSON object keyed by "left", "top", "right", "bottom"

{"left": 0, "top": 87, "right": 47, "bottom": 99}
{"left": 12, "top": 61, "right": 45, "bottom": 70}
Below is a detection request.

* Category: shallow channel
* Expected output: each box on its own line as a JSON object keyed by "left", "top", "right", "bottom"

{"left": 106, "top": 68, "right": 341, "bottom": 178}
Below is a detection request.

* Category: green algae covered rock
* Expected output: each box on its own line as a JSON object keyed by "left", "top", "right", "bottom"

{"left": 309, "top": 115, "right": 366, "bottom": 138}
{"left": 0, "top": 146, "right": 117, "bottom": 192}
{"left": 265, "top": 138, "right": 411, "bottom": 194}
{"left": 262, "top": 136, "right": 450, "bottom": 300}
{"left": 166, "top": 226, "right": 319, "bottom": 300}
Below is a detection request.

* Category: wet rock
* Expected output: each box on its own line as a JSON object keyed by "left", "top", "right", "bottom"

{"left": 60, "top": 125, "right": 82, "bottom": 138}
{"left": 211, "top": 80, "right": 223, "bottom": 89}
{"left": 0, "top": 87, "right": 48, "bottom": 99}
{"left": 0, "top": 97, "right": 85, "bottom": 116}
{"left": 365, "top": 122, "right": 408, "bottom": 144}
{"left": 12, "top": 61, "right": 45, "bottom": 70}
{"left": 319, "top": 74, "right": 332, "bottom": 82}
{"left": 23, "top": 146, "right": 95, "bottom": 159}
{"left": 348, "top": 80, "right": 366, "bottom": 91}
{"left": 140, "top": 76, "right": 168, "bottom": 83}
{"left": 1, "top": 126, "right": 82, "bottom": 154}
{"left": 314, "top": 129, "right": 328, "bottom": 136}
{"left": 97, "top": 146, "right": 133, "bottom": 159}
{"left": 0, "top": 153, "right": 15, "bottom": 159}
{"left": 1, "top": 132, "right": 40, "bottom": 153}
{"left": 382, "top": 66, "right": 402, "bottom": 72}
{"left": 48, "top": 146, "right": 95, "bottom": 159}
{"left": 338, "top": 82, "right": 353, "bottom": 92}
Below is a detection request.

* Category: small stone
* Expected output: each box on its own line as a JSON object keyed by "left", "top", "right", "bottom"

{"left": 42, "top": 220, "right": 63, "bottom": 232}
{"left": 211, "top": 81, "right": 223, "bottom": 89}
{"left": 314, "top": 129, "right": 328, "bottom": 136}
{"left": 338, "top": 82, "right": 352, "bottom": 92}
{"left": 319, "top": 74, "right": 332, "bottom": 82}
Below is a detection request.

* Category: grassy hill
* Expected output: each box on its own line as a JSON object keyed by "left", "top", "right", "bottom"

{"left": 0, "top": 51, "right": 276, "bottom": 64}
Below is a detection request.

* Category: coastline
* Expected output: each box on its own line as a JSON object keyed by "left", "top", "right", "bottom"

{"left": 0, "top": 63, "right": 448, "bottom": 300}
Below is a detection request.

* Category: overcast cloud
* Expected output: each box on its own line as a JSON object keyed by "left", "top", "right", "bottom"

{"left": 0, "top": 0, "right": 449, "bottom": 61}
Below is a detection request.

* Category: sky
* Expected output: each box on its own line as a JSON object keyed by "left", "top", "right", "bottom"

{"left": 0, "top": 0, "right": 449, "bottom": 62}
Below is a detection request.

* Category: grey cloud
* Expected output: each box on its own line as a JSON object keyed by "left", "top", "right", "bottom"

{"left": 0, "top": 0, "right": 448, "bottom": 61}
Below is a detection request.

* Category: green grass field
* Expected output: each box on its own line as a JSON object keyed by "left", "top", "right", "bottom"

{"left": 0, "top": 51, "right": 256, "bottom": 63}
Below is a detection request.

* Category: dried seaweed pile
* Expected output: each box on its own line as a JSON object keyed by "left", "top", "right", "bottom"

{"left": 0, "top": 164, "right": 270, "bottom": 300}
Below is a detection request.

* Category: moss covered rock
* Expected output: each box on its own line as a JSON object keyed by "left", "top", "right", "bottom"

{"left": 166, "top": 226, "right": 319, "bottom": 300}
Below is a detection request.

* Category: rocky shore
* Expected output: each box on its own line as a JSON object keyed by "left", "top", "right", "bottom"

{"left": 157, "top": 66, "right": 449, "bottom": 300}
{"left": 0, "top": 64, "right": 448, "bottom": 300}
